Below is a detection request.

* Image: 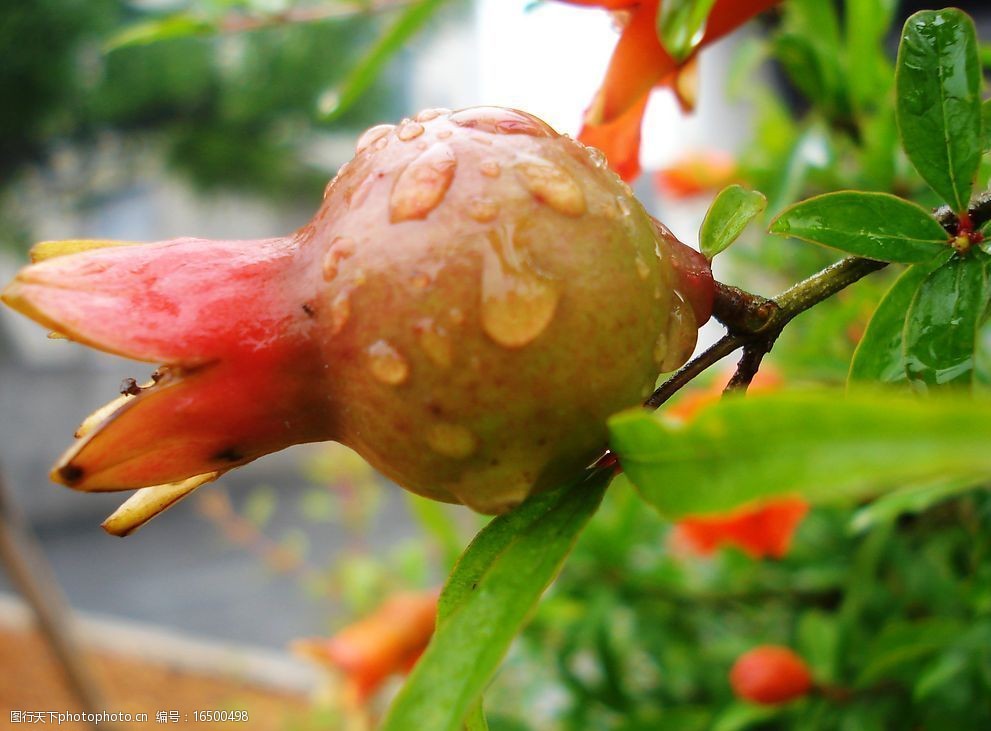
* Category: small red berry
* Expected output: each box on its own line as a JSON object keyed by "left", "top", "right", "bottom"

{"left": 730, "top": 645, "right": 813, "bottom": 705}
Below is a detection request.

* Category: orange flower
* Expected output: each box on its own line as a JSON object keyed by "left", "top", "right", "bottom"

{"left": 294, "top": 591, "right": 439, "bottom": 702}
{"left": 665, "top": 363, "right": 808, "bottom": 560}
{"left": 671, "top": 497, "right": 809, "bottom": 559}
{"left": 653, "top": 149, "right": 737, "bottom": 199}
{"left": 558, "top": 0, "right": 781, "bottom": 181}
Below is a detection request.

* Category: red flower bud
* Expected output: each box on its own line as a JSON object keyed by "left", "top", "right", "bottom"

{"left": 730, "top": 645, "right": 813, "bottom": 705}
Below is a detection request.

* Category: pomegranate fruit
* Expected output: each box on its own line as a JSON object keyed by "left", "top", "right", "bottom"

{"left": 2, "top": 106, "right": 712, "bottom": 533}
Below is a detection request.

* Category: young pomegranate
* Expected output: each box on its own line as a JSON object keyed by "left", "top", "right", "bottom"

{"left": 2, "top": 106, "right": 713, "bottom": 534}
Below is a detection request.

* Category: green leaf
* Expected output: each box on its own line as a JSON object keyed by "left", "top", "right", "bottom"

{"left": 104, "top": 14, "right": 217, "bottom": 51}
{"left": 381, "top": 470, "right": 609, "bottom": 731}
{"left": 904, "top": 253, "right": 990, "bottom": 389}
{"left": 699, "top": 185, "right": 767, "bottom": 259}
{"left": 857, "top": 618, "right": 964, "bottom": 685}
{"left": 844, "top": 0, "right": 897, "bottom": 112}
{"left": 895, "top": 9, "right": 983, "bottom": 212}
{"left": 657, "top": 0, "right": 718, "bottom": 63}
{"left": 983, "top": 99, "right": 991, "bottom": 153}
{"left": 797, "top": 611, "right": 840, "bottom": 683}
{"left": 608, "top": 390, "right": 991, "bottom": 518}
{"left": 769, "top": 191, "right": 950, "bottom": 263}
{"left": 320, "top": 0, "right": 451, "bottom": 121}
{"left": 849, "top": 477, "right": 981, "bottom": 533}
{"left": 848, "top": 256, "right": 951, "bottom": 384}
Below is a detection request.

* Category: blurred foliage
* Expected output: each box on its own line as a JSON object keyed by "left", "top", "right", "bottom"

{"left": 0, "top": 0, "right": 418, "bottom": 252}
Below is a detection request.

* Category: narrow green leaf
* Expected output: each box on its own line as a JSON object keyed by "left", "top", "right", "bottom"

{"left": 381, "top": 470, "right": 609, "bottom": 731}
{"left": 104, "top": 14, "right": 216, "bottom": 51}
{"left": 850, "top": 476, "right": 982, "bottom": 533}
{"left": 464, "top": 705, "right": 489, "bottom": 731}
{"left": 845, "top": 0, "right": 897, "bottom": 112}
{"left": 699, "top": 185, "right": 767, "bottom": 259}
{"left": 983, "top": 99, "right": 991, "bottom": 153}
{"left": 657, "top": 0, "right": 718, "bottom": 63}
{"left": 857, "top": 618, "right": 964, "bottom": 685}
{"left": 848, "top": 255, "right": 951, "bottom": 384}
{"left": 769, "top": 191, "right": 950, "bottom": 263}
{"left": 320, "top": 0, "right": 451, "bottom": 121}
{"left": 904, "top": 253, "right": 990, "bottom": 389}
{"left": 608, "top": 390, "right": 991, "bottom": 518}
{"left": 895, "top": 9, "right": 983, "bottom": 212}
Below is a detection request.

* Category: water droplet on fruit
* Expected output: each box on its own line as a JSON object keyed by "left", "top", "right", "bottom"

{"left": 481, "top": 228, "right": 559, "bottom": 348}
{"left": 480, "top": 160, "right": 501, "bottom": 178}
{"left": 367, "top": 340, "right": 409, "bottom": 385}
{"left": 390, "top": 144, "right": 457, "bottom": 222}
{"left": 410, "top": 271, "right": 431, "bottom": 289}
{"left": 426, "top": 422, "right": 478, "bottom": 459}
{"left": 322, "top": 236, "right": 356, "bottom": 281}
{"left": 329, "top": 290, "right": 351, "bottom": 335}
{"left": 586, "top": 145, "right": 608, "bottom": 169}
{"left": 616, "top": 196, "right": 634, "bottom": 218}
{"left": 415, "top": 108, "right": 450, "bottom": 122}
{"left": 635, "top": 255, "right": 650, "bottom": 280}
{"left": 656, "top": 293, "right": 697, "bottom": 372}
{"left": 448, "top": 307, "right": 465, "bottom": 325}
{"left": 450, "top": 107, "right": 556, "bottom": 137}
{"left": 397, "top": 121, "right": 425, "bottom": 141}
{"left": 516, "top": 159, "right": 586, "bottom": 217}
{"left": 415, "top": 319, "right": 452, "bottom": 368}
{"left": 355, "top": 124, "right": 394, "bottom": 154}
{"left": 467, "top": 196, "right": 499, "bottom": 222}
{"left": 653, "top": 331, "right": 668, "bottom": 368}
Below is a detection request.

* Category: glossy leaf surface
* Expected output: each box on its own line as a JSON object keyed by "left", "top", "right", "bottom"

{"left": 770, "top": 191, "right": 949, "bottom": 263}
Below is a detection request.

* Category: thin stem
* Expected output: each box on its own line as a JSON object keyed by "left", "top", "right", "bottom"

{"left": 645, "top": 257, "right": 886, "bottom": 407}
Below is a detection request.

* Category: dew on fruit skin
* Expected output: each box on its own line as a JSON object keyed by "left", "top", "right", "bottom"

{"left": 355, "top": 124, "right": 395, "bottom": 154}
{"left": 652, "top": 331, "right": 668, "bottom": 368}
{"left": 480, "top": 228, "right": 559, "bottom": 348}
{"left": 415, "top": 108, "right": 450, "bottom": 122}
{"left": 322, "top": 236, "right": 356, "bottom": 281}
{"left": 414, "top": 318, "right": 452, "bottom": 367}
{"left": 479, "top": 160, "right": 501, "bottom": 178}
{"left": 467, "top": 196, "right": 500, "bottom": 223}
{"left": 367, "top": 340, "right": 410, "bottom": 385}
{"left": 410, "top": 271, "right": 431, "bottom": 289}
{"left": 516, "top": 159, "right": 586, "bottom": 217}
{"left": 448, "top": 307, "right": 465, "bottom": 326}
{"left": 585, "top": 145, "right": 608, "bottom": 169}
{"left": 397, "top": 121, "right": 425, "bottom": 141}
{"left": 656, "top": 293, "right": 697, "bottom": 372}
{"left": 390, "top": 144, "right": 457, "bottom": 222}
{"left": 635, "top": 255, "right": 650, "bottom": 280}
{"left": 426, "top": 422, "right": 478, "bottom": 459}
{"left": 329, "top": 290, "right": 351, "bottom": 335}
{"left": 616, "top": 196, "right": 634, "bottom": 218}
{"left": 450, "top": 107, "right": 556, "bottom": 137}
